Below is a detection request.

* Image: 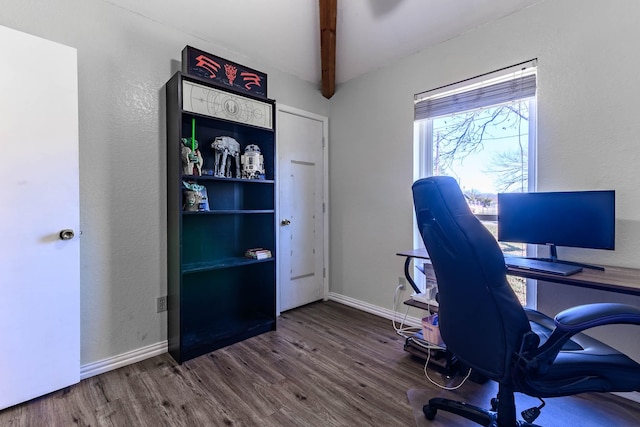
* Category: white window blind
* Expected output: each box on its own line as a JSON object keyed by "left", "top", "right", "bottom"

{"left": 414, "top": 60, "right": 537, "bottom": 120}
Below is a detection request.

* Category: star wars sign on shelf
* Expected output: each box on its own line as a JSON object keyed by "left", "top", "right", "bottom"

{"left": 182, "top": 45, "right": 267, "bottom": 99}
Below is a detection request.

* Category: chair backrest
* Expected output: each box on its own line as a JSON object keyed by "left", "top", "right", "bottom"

{"left": 412, "top": 176, "right": 531, "bottom": 382}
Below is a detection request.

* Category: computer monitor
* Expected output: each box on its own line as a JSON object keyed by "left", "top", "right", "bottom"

{"left": 497, "top": 190, "right": 615, "bottom": 266}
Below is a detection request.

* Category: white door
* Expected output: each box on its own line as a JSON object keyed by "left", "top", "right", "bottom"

{"left": 0, "top": 25, "right": 80, "bottom": 409}
{"left": 277, "top": 107, "right": 328, "bottom": 312}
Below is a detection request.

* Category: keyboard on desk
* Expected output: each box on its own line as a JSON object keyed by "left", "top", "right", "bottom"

{"left": 504, "top": 257, "right": 583, "bottom": 276}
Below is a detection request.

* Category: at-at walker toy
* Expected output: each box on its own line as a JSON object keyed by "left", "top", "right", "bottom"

{"left": 211, "top": 136, "right": 240, "bottom": 178}
{"left": 241, "top": 144, "right": 265, "bottom": 179}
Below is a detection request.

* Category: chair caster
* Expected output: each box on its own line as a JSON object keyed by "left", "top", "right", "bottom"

{"left": 423, "top": 404, "right": 437, "bottom": 420}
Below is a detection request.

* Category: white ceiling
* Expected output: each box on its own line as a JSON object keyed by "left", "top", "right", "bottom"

{"left": 104, "top": 0, "right": 541, "bottom": 86}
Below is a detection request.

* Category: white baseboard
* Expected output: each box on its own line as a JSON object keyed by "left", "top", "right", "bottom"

{"left": 80, "top": 340, "right": 168, "bottom": 380}
{"left": 77, "top": 294, "right": 418, "bottom": 381}
{"left": 77, "top": 296, "right": 640, "bottom": 407}
{"left": 613, "top": 391, "right": 640, "bottom": 404}
{"left": 327, "top": 291, "right": 424, "bottom": 327}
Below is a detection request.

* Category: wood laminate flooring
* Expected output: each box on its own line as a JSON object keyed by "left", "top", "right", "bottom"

{"left": 1, "top": 301, "right": 639, "bottom": 426}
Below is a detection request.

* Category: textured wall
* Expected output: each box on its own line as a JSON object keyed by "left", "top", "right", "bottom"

{"left": 0, "top": 0, "right": 327, "bottom": 365}
{"left": 4, "top": 0, "right": 640, "bottom": 368}
{"left": 329, "top": 0, "right": 640, "bottom": 359}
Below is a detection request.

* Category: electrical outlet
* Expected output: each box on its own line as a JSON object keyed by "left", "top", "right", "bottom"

{"left": 157, "top": 296, "right": 167, "bottom": 313}
{"left": 398, "top": 277, "right": 406, "bottom": 290}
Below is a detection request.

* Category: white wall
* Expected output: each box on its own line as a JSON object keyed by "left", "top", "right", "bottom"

{"left": 329, "top": 0, "right": 640, "bottom": 359}
{"left": 4, "top": 0, "right": 640, "bottom": 369}
{"left": 0, "top": 0, "right": 328, "bottom": 365}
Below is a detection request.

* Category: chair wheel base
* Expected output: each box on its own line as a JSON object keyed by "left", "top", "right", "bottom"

{"left": 422, "top": 397, "right": 542, "bottom": 427}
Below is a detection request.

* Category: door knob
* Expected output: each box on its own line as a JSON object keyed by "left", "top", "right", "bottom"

{"left": 59, "top": 229, "right": 75, "bottom": 240}
{"left": 281, "top": 219, "right": 291, "bottom": 226}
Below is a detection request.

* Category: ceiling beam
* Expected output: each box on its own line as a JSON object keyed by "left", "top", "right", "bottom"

{"left": 319, "top": 0, "right": 337, "bottom": 99}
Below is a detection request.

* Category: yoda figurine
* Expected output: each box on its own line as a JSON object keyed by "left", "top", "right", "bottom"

{"left": 182, "top": 181, "right": 209, "bottom": 212}
{"left": 181, "top": 137, "right": 203, "bottom": 176}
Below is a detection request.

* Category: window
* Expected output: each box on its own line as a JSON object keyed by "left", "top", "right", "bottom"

{"left": 413, "top": 60, "right": 537, "bottom": 306}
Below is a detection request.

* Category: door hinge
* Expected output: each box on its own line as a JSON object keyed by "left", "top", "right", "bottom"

{"left": 322, "top": 137, "right": 326, "bottom": 148}
{"left": 323, "top": 267, "right": 326, "bottom": 278}
{"left": 323, "top": 203, "right": 326, "bottom": 213}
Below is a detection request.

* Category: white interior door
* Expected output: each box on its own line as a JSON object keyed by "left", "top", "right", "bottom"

{"left": 0, "top": 25, "right": 80, "bottom": 409}
{"left": 277, "top": 107, "right": 328, "bottom": 312}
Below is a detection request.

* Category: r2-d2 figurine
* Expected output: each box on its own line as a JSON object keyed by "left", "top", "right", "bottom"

{"left": 241, "top": 144, "right": 265, "bottom": 179}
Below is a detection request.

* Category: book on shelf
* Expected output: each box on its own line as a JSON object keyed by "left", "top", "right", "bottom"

{"left": 245, "top": 248, "right": 272, "bottom": 260}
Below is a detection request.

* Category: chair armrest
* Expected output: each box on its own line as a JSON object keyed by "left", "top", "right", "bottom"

{"left": 555, "top": 303, "right": 640, "bottom": 333}
{"left": 521, "top": 303, "right": 640, "bottom": 375}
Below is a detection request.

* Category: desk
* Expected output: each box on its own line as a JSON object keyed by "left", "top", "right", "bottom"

{"left": 397, "top": 248, "right": 640, "bottom": 297}
{"left": 397, "top": 249, "right": 640, "bottom": 376}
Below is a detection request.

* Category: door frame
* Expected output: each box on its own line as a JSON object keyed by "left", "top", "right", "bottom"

{"left": 275, "top": 104, "right": 329, "bottom": 315}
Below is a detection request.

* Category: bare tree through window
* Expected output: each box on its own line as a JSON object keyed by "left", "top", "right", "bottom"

{"left": 428, "top": 100, "right": 531, "bottom": 304}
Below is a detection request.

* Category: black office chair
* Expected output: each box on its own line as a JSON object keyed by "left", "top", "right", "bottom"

{"left": 412, "top": 176, "right": 640, "bottom": 427}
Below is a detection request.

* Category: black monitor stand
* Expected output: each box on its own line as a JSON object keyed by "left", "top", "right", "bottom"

{"left": 529, "top": 244, "right": 605, "bottom": 271}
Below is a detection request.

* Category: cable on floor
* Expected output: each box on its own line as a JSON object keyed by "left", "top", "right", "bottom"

{"left": 421, "top": 342, "right": 472, "bottom": 391}
{"left": 392, "top": 283, "right": 471, "bottom": 390}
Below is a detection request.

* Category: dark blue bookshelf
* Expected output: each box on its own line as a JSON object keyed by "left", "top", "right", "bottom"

{"left": 166, "top": 72, "right": 277, "bottom": 364}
